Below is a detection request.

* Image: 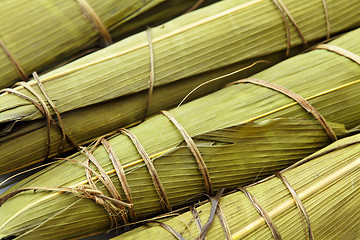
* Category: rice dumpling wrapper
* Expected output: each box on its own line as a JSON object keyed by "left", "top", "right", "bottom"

{"left": 0, "top": 0, "right": 218, "bottom": 89}
{"left": 118, "top": 133, "right": 360, "bottom": 239}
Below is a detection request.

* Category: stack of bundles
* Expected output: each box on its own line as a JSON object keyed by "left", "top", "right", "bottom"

{"left": 0, "top": 0, "right": 218, "bottom": 89}
{"left": 0, "top": 26, "right": 359, "bottom": 239}
{"left": 1, "top": 0, "right": 360, "bottom": 174}
{"left": 119, "top": 133, "right": 360, "bottom": 240}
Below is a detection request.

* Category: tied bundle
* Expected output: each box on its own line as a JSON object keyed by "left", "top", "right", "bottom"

{"left": 1, "top": 0, "right": 360, "bottom": 174}
{"left": 119, "top": 133, "right": 360, "bottom": 240}
{"left": 0, "top": 0, "right": 217, "bottom": 89}
{"left": 0, "top": 26, "right": 359, "bottom": 239}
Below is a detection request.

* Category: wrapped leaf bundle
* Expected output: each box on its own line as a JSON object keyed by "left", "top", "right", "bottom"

{"left": 0, "top": 0, "right": 217, "bottom": 89}
{"left": 1, "top": 0, "right": 360, "bottom": 174}
{"left": 0, "top": 27, "right": 360, "bottom": 239}
{"left": 119, "top": 133, "right": 360, "bottom": 240}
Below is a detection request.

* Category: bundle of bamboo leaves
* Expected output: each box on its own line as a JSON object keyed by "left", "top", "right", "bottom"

{"left": 0, "top": 0, "right": 217, "bottom": 89}
{"left": 0, "top": 25, "right": 359, "bottom": 239}
{"left": 118, "top": 133, "right": 360, "bottom": 240}
{"left": 1, "top": 0, "right": 360, "bottom": 174}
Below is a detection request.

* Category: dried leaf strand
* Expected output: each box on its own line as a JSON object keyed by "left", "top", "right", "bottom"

{"left": 153, "top": 221, "right": 186, "bottom": 240}
{"left": 120, "top": 128, "right": 171, "bottom": 212}
{"left": 228, "top": 78, "right": 337, "bottom": 141}
{"left": 273, "top": 0, "right": 307, "bottom": 47}
{"left": 239, "top": 187, "right": 282, "bottom": 240}
{"left": 0, "top": 37, "right": 28, "bottom": 81}
{"left": 81, "top": 148, "right": 129, "bottom": 224}
{"left": 315, "top": 44, "right": 360, "bottom": 65}
{"left": 101, "top": 138, "right": 136, "bottom": 221}
{"left": 143, "top": 27, "right": 155, "bottom": 122}
{"left": 321, "top": 0, "right": 331, "bottom": 39}
{"left": 76, "top": 0, "right": 112, "bottom": 46}
{"left": 216, "top": 204, "right": 233, "bottom": 240}
{"left": 196, "top": 189, "right": 225, "bottom": 240}
{"left": 275, "top": 172, "right": 314, "bottom": 240}
{"left": 161, "top": 110, "right": 213, "bottom": 196}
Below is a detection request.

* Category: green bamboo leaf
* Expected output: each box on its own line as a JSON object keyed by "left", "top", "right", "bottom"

{"left": 117, "top": 133, "right": 360, "bottom": 240}
{"left": 1, "top": 0, "right": 360, "bottom": 174}
{"left": 0, "top": 0, "right": 216, "bottom": 89}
